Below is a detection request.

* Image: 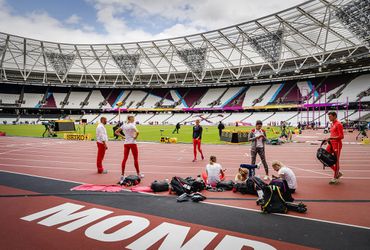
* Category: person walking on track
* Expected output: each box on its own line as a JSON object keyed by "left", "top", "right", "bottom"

{"left": 192, "top": 119, "right": 204, "bottom": 162}
{"left": 248, "top": 120, "right": 269, "bottom": 180}
{"left": 96, "top": 116, "right": 108, "bottom": 174}
{"left": 326, "top": 111, "right": 344, "bottom": 184}
{"left": 115, "top": 115, "right": 144, "bottom": 182}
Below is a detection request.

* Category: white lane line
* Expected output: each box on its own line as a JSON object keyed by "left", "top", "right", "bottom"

{"left": 289, "top": 166, "right": 332, "bottom": 177}
{"left": 0, "top": 169, "right": 84, "bottom": 184}
{"left": 201, "top": 201, "right": 370, "bottom": 231}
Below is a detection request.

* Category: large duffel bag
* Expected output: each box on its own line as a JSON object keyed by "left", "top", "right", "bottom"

{"left": 151, "top": 180, "right": 169, "bottom": 192}
{"left": 317, "top": 140, "right": 337, "bottom": 168}
{"left": 233, "top": 178, "right": 257, "bottom": 195}
{"left": 216, "top": 180, "right": 234, "bottom": 190}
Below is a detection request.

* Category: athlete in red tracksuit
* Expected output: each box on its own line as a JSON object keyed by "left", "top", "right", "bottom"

{"left": 95, "top": 117, "right": 108, "bottom": 174}
{"left": 326, "top": 111, "right": 344, "bottom": 184}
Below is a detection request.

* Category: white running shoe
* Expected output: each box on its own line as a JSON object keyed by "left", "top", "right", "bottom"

{"left": 139, "top": 173, "right": 145, "bottom": 179}
{"left": 119, "top": 175, "right": 126, "bottom": 185}
{"left": 329, "top": 178, "right": 338, "bottom": 184}
{"left": 257, "top": 162, "right": 262, "bottom": 169}
{"left": 263, "top": 175, "right": 270, "bottom": 181}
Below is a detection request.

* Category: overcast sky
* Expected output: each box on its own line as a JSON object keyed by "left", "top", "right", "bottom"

{"left": 0, "top": 0, "right": 305, "bottom": 44}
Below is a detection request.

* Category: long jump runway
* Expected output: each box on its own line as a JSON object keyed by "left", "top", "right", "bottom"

{"left": 0, "top": 135, "right": 370, "bottom": 249}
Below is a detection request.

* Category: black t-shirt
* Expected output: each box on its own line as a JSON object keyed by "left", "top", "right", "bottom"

{"left": 193, "top": 125, "right": 203, "bottom": 139}
{"left": 218, "top": 123, "right": 225, "bottom": 130}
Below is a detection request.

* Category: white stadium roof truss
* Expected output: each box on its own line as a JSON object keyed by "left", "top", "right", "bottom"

{"left": 0, "top": 0, "right": 369, "bottom": 87}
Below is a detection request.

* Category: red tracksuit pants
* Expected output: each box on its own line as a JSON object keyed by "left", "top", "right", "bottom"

{"left": 121, "top": 144, "right": 140, "bottom": 175}
{"left": 193, "top": 138, "right": 204, "bottom": 160}
{"left": 96, "top": 142, "right": 106, "bottom": 173}
{"left": 326, "top": 142, "right": 342, "bottom": 178}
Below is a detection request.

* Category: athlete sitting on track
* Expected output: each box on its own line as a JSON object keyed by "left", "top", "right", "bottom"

{"left": 202, "top": 156, "right": 225, "bottom": 187}
{"left": 271, "top": 160, "right": 297, "bottom": 193}
{"left": 234, "top": 167, "right": 248, "bottom": 182}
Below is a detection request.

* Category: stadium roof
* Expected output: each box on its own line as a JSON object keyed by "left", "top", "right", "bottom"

{"left": 0, "top": 0, "right": 369, "bottom": 87}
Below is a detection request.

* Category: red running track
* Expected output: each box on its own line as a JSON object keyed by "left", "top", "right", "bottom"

{"left": 0, "top": 130, "right": 369, "bottom": 228}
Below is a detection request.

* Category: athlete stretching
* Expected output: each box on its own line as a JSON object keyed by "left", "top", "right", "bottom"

{"left": 115, "top": 115, "right": 144, "bottom": 182}
{"left": 192, "top": 119, "right": 204, "bottom": 162}
{"left": 326, "top": 111, "right": 344, "bottom": 184}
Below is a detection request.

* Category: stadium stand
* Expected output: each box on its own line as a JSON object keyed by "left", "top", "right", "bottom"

{"left": 256, "top": 83, "right": 283, "bottom": 106}
{"left": 64, "top": 91, "right": 90, "bottom": 109}
{"left": 146, "top": 113, "right": 173, "bottom": 124}
{"left": 214, "top": 87, "right": 245, "bottom": 108}
{"left": 242, "top": 85, "right": 270, "bottom": 106}
{"left": 222, "top": 112, "right": 253, "bottom": 125}
{"left": 165, "top": 113, "right": 192, "bottom": 125}
{"left": 330, "top": 74, "right": 370, "bottom": 103}
{"left": 84, "top": 90, "right": 111, "bottom": 110}
{"left": 194, "top": 88, "right": 227, "bottom": 108}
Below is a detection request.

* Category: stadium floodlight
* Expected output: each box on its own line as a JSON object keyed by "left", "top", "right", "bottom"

{"left": 112, "top": 53, "right": 140, "bottom": 83}
{"left": 247, "top": 29, "right": 283, "bottom": 63}
{"left": 176, "top": 47, "right": 207, "bottom": 80}
{"left": 45, "top": 52, "right": 75, "bottom": 81}
{"left": 334, "top": 0, "right": 370, "bottom": 48}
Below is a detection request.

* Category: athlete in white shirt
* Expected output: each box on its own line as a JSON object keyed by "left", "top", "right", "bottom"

{"left": 201, "top": 156, "right": 225, "bottom": 187}
{"left": 272, "top": 160, "right": 297, "bottom": 193}
{"left": 95, "top": 117, "right": 108, "bottom": 174}
{"left": 115, "top": 115, "right": 143, "bottom": 181}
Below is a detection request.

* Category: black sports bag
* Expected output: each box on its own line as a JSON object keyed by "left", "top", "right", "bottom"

{"left": 151, "top": 180, "right": 169, "bottom": 192}
{"left": 216, "top": 180, "right": 234, "bottom": 190}
{"left": 317, "top": 140, "right": 337, "bottom": 168}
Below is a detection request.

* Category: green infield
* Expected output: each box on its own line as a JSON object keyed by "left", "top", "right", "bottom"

{"left": 0, "top": 124, "right": 286, "bottom": 144}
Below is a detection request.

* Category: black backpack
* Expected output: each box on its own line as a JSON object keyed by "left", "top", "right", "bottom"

{"left": 260, "top": 185, "right": 288, "bottom": 214}
{"left": 317, "top": 140, "right": 337, "bottom": 168}
{"left": 151, "top": 180, "right": 169, "bottom": 192}
{"left": 170, "top": 177, "right": 192, "bottom": 195}
{"left": 233, "top": 178, "right": 257, "bottom": 195}
{"left": 269, "top": 179, "right": 294, "bottom": 202}
{"left": 216, "top": 180, "right": 234, "bottom": 190}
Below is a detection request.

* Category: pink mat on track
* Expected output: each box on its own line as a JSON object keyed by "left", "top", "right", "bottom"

{"left": 130, "top": 186, "right": 153, "bottom": 193}
{"left": 71, "top": 184, "right": 123, "bottom": 192}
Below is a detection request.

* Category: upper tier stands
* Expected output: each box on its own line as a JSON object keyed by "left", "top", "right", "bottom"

{"left": 84, "top": 90, "right": 111, "bottom": 110}
{"left": 214, "top": 87, "right": 245, "bottom": 108}
{"left": 0, "top": 93, "right": 19, "bottom": 105}
{"left": 122, "top": 91, "right": 147, "bottom": 108}
{"left": 194, "top": 88, "right": 227, "bottom": 108}
{"left": 330, "top": 74, "right": 370, "bottom": 103}
{"left": 242, "top": 85, "right": 270, "bottom": 106}
{"left": 256, "top": 83, "right": 283, "bottom": 106}
{"left": 64, "top": 91, "right": 90, "bottom": 109}
{"left": 22, "top": 93, "right": 44, "bottom": 108}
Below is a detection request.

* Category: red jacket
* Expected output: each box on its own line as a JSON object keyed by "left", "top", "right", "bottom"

{"left": 330, "top": 119, "right": 344, "bottom": 144}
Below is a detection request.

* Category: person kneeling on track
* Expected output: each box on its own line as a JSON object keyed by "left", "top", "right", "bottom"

{"left": 271, "top": 160, "right": 297, "bottom": 193}
{"left": 201, "top": 156, "right": 225, "bottom": 187}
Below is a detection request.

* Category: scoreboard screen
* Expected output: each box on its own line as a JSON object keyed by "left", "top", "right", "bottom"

{"left": 54, "top": 121, "right": 76, "bottom": 132}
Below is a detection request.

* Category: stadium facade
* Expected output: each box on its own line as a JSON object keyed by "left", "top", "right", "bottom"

{"left": 0, "top": 0, "right": 369, "bottom": 126}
